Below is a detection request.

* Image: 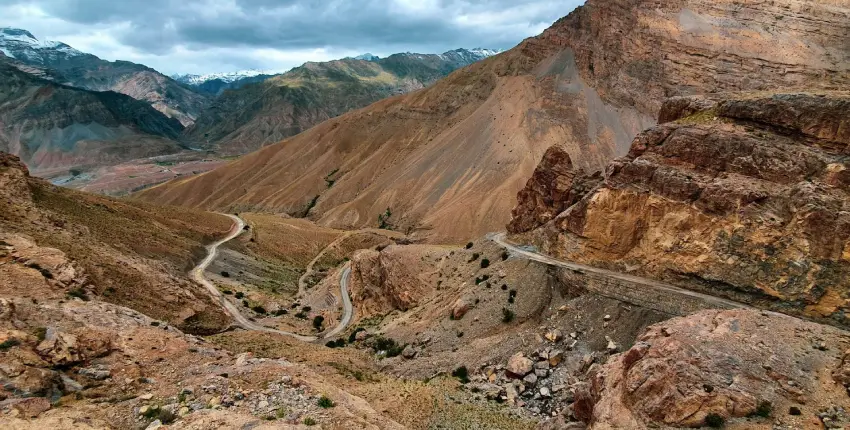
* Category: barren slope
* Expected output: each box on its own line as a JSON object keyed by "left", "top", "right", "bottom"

{"left": 136, "top": 0, "right": 850, "bottom": 243}
{"left": 0, "top": 152, "right": 233, "bottom": 334}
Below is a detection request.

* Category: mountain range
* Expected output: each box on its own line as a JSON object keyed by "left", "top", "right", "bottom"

{"left": 0, "top": 27, "right": 498, "bottom": 186}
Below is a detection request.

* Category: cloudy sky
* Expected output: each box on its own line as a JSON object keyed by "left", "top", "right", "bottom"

{"left": 1, "top": 0, "right": 584, "bottom": 75}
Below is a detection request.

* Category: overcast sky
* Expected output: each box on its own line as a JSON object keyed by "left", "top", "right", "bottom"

{"left": 1, "top": 0, "right": 584, "bottom": 75}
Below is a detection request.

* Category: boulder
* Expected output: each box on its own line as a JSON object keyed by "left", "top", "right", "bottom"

{"left": 506, "top": 353, "right": 534, "bottom": 377}
{"left": 450, "top": 298, "right": 471, "bottom": 320}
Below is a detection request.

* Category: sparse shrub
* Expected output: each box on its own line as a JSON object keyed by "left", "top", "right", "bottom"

{"left": 302, "top": 306, "right": 312, "bottom": 313}
{"left": 274, "top": 309, "right": 288, "bottom": 316}
{"left": 158, "top": 407, "right": 176, "bottom": 424}
{"left": 501, "top": 284, "right": 508, "bottom": 290}
{"left": 468, "top": 253, "right": 480, "bottom": 262}
{"left": 378, "top": 208, "right": 392, "bottom": 229}
{"left": 372, "top": 336, "right": 404, "bottom": 357}
{"left": 480, "top": 258, "right": 490, "bottom": 268}
{"left": 754, "top": 401, "right": 772, "bottom": 418}
{"left": 34, "top": 327, "right": 47, "bottom": 341}
{"left": 242, "top": 300, "right": 250, "bottom": 307}
{"left": 67, "top": 288, "right": 89, "bottom": 301}
{"left": 234, "top": 292, "right": 244, "bottom": 299}
{"left": 502, "top": 308, "right": 515, "bottom": 323}
{"left": 704, "top": 413, "right": 725, "bottom": 428}
{"left": 303, "top": 417, "right": 317, "bottom": 426}
{"left": 0, "top": 338, "right": 20, "bottom": 350}
{"left": 326, "top": 340, "right": 338, "bottom": 348}
{"left": 150, "top": 321, "right": 160, "bottom": 327}
{"left": 508, "top": 289, "right": 517, "bottom": 303}
{"left": 222, "top": 290, "right": 233, "bottom": 295}
{"left": 334, "top": 338, "right": 345, "bottom": 347}
{"left": 220, "top": 271, "right": 230, "bottom": 278}
{"left": 501, "top": 251, "right": 509, "bottom": 261}
{"left": 317, "top": 395, "right": 335, "bottom": 408}
{"left": 294, "top": 312, "right": 307, "bottom": 319}
{"left": 452, "top": 366, "right": 469, "bottom": 383}
{"left": 252, "top": 305, "right": 267, "bottom": 314}
{"left": 349, "top": 327, "right": 366, "bottom": 343}
{"left": 465, "top": 242, "right": 474, "bottom": 249}
{"left": 313, "top": 315, "right": 325, "bottom": 330}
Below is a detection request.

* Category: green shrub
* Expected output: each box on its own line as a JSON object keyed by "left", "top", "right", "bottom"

{"left": 34, "top": 327, "right": 47, "bottom": 341}
{"left": 234, "top": 292, "right": 244, "bottom": 299}
{"left": 222, "top": 290, "right": 233, "bottom": 295}
{"left": 317, "top": 395, "right": 335, "bottom": 408}
{"left": 326, "top": 340, "right": 338, "bottom": 348}
{"left": 252, "top": 305, "right": 267, "bottom": 314}
{"left": 313, "top": 315, "right": 325, "bottom": 330}
{"left": 502, "top": 308, "right": 515, "bottom": 323}
{"left": 754, "top": 401, "right": 772, "bottom": 418}
{"left": 468, "top": 253, "right": 480, "bottom": 262}
{"left": 465, "top": 242, "right": 474, "bottom": 249}
{"left": 220, "top": 271, "right": 230, "bottom": 278}
{"left": 501, "top": 251, "right": 509, "bottom": 260}
{"left": 480, "top": 258, "right": 490, "bottom": 268}
{"left": 372, "top": 336, "right": 404, "bottom": 357}
{"left": 67, "top": 288, "right": 89, "bottom": 301}
{"left": 0, "top": 338, "right": 20, "bottom": 350}
{"left": 242, "top": 300, "right": 250, "bottom": 307}
{"left": 704, "top": 413, "right": 725, "bottom": 428}
{"left": 452, "top": 366, "right": 470, "bottom": 383}
{"left": 303, "top": 417, "right": 317, "bottom": 426}
{"left": 274, "top": 309, "right": 288, "bottom": 316}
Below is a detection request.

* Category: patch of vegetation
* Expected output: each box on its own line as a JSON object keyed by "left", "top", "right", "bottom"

{"left": 325, "top": 169, "right": 339, "bottom": 188}
{"left": 222, "top": 289, "right": 233, "bottom": 295}
{"left": 508, "top": 289, "right": 517, "bottom": 304}
{"left": 371, "top": 336, "right": 404, "bottom": 358}
{"left": 242, "top": 300, "right": 250, "bottom": 308}
{"left": 317, "top": 395, "right": 335, "bottom": 408}
{"left": 67, "top": 288, "right": 90, "bottom": 301}
{"left": 502, "top": 308, "right": 515, "bottom": 323}
{"left": 452, "top": 366, "right": 470, "bottom": 383}
{"left": 468, "top": 253, "right": 480, "bottom": 262}
{"left": 69, "top": 168, "right": 83, "bottom": 176}
{"left": 302, "top": 306, "right": 312, "bottom": 313}
{"left": 274, "top": 309, "right": 288, "bottom": 316}
{"left": 348, "top": 327, "right": 366, "bottom": 343}
{"left": 294, "top": 312, "right": 308, "bottom": 319}
{"left": 465, "top": 242, "right": 474, "bottom": 249}
{"left": 0, "top": 338, "right": 20, "bottom": 350}
{"left": 480, "top": 258, "right": 490, "bottom": 268}
{"left": 754, "top": 401, "right": 772, "bottom": 418}
{"left": 234, "top": 291, "right": 244, "bottom": 299}
{"left": 313, "top": 315, "right": 325, "bottom": 330}
{"left": 220, "top": 271, "right": 230, "bottom": 277}
{"left": 252, "top": 305, "right": 267, "bottom": 314}
{"left": 501, "top": 251, "right": 509, "bottom": 261}
{"left": 704, "top": 413, "right": 725, "bottom": 428}
{"left": 303, "top": 417, "right": 317, "bottom": 426}
{"left": 378, "top": 207, "right": 392, "bottom": 229}
{"left": 33, "top": 327, "right": 47, "bottom": 341}
{"left": 302, "top": 195, "right": 320, "bottom": 217}
{"left": 150, "top": 321, "right": 160, "bottom": 327}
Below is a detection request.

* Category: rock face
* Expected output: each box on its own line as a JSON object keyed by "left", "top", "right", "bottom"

{"left": 136, "top": 0, "right": 849, "bottom": 243}
{"left": 508, "top": 146, "right": 602, "bottom": 234}
{"left": 528, "top": 92, "right": 850, "bottom": 326}
{"left": 583, "top": 309, "right": 850, "bottom": 429}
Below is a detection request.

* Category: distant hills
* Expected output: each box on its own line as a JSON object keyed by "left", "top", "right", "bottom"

{"left": 0, "top": 26, "right": 497, "bottom": 189}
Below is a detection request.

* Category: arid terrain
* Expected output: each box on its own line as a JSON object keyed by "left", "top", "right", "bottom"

{"left": 2, "top": 0, "right": 850, "bottom": 429}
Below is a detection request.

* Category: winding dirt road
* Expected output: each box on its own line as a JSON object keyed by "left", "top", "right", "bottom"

{"left": 192, "top": 214, "right": 322, "bottom": 342}
{"left": 490, "top": 233, "right": 749, "bottom": 311}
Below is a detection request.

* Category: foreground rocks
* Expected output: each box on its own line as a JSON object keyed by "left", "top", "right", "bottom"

{"left": 524, "top": 91, "right": 850, "bottom": 327}
{"left": 582, "top": 309, "right": 850, "bottom": 429}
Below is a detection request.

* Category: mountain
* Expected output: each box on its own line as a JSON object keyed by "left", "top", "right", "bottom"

{"left": 184, "top": 48, "right": 499, "bottom": 154}
{"left": 135, "top": 0, "right": 850, "bottom": 243}
{"left": 0, "top": 27, "right": 208, "bottom": 126}
{"left": 0, "top": 61, "right": 186, "bottom": 175}
{"left": 172, "top": 70, "right": 278, "bottom": 96}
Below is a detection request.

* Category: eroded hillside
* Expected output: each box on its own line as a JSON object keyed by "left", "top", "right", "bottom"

{"left": 135, "top": 0, "right": 850, "bottom": 243}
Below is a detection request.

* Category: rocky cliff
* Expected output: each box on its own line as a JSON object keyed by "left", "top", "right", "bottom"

{"left": 135, "top": 0, "right": 849, "bottom": 243}
{"left": 516, "top": 91, "right": 850, "bottom": 326}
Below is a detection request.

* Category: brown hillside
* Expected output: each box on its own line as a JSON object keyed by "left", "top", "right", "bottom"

{"left": 0, "top": 152, "right": 234, "bottom": 334}
{"left": 135, "top": 0, "right": 850, "bottom": 243}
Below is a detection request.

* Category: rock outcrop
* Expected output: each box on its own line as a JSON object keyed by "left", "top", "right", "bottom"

{"left": 525, "top": 91, "right": 850, "bottom": 326}
{"left": 582, "top": 309, "right": 850, "bottom": 429}
{"left": 508, "top": 146, "right": 602, "bottom": 234}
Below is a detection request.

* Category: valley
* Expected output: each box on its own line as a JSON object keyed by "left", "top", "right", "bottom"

{"left": 1, "top": 0, "right": 849, "bottom": 429}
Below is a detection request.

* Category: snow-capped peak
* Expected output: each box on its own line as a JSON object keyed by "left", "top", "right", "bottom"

{"left": 172, "top": 69, "right": 277, "bottom": 85}
{"left": 0, "top": 27, "right": 84, "bottom": 61}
